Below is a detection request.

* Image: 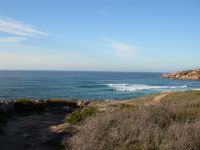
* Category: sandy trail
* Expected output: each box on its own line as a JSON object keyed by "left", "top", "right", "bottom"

{"left": 143, "top": 92, "right": 171, "bottom": 106}
{"left": 94, "top": 92, "right": 172, "bottom": 112}
{"left": 153, "top": 92, "right": 170, "bottom": 103}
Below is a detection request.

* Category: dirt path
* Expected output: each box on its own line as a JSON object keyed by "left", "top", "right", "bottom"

{"left": 92, "top": 92, "right": 172, "bottom": 111}
{"left": 153, "top": 92, "right": 170, "bottom": 103}
{"left": 0, "top": 110, "right": 68, "bottom": 150}
{"left": 96, "top": 92, "right": 172, "bottom": 110}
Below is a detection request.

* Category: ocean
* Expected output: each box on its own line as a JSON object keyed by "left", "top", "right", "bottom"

{"left": 0, "top": 71, "right": 200, "bottom": 100}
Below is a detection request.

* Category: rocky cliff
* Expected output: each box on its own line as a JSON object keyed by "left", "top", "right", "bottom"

{"left": 162, "top": 68, "right": 200, "bottom": 80}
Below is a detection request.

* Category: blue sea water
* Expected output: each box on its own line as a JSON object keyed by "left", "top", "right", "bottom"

{"left": 0, "top": 71, "right": 200, "bottom": 100}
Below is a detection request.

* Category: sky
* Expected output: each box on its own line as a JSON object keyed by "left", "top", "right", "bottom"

{"left": 0, "top": 0, "right": 199, "bottom": 72}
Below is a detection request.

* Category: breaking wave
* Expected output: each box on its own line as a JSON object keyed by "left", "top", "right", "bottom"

{"left": 106, "top": 83, "right": 187, "bottom": 92}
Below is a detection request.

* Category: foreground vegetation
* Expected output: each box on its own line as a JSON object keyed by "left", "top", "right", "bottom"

{"left": 1, "top": 91, "right": 200, "bottom": 150}
{"left": 66, "top": 107, "right": 97, "bottom": 124}
{"left": 63, "top": 90, "right": 200, "bottom": 150}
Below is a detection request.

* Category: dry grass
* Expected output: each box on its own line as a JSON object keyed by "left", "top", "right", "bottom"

{"left": 63, "top": 90, "right": 200, "bottom": 150}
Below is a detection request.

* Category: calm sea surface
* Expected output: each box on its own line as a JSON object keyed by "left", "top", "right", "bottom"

{"left": 0, "top": 71, "right": 200, "bottom": 100}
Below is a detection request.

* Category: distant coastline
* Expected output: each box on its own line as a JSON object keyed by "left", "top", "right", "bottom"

{"left": 162, "top": 68, "right": 200, "bottom": 80}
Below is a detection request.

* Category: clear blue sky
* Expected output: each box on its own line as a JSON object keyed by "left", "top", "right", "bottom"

{"left": 0, "top": 0, "right": 199, "bottom": 72}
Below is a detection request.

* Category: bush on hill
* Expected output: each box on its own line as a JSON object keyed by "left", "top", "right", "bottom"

{"left": 66, "top": 107, "right": 96, "bottom": 125}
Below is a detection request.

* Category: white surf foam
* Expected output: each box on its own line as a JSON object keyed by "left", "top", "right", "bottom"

{"left": 106, "top": 83, "right": 187, "bottom": 92}
{"left": 193, "top": 89, "right": 200, "bottom": 91}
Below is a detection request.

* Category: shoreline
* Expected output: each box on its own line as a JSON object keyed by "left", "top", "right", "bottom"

{"left": 1, "top": 89, "right": 200, "bottom": 101}
{"left": 2, "top": 89, "right": 200, "bottom": 113}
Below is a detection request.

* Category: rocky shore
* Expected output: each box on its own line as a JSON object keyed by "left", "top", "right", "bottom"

{"left": 162, "top": 68, "right": 200, "bottom": 80}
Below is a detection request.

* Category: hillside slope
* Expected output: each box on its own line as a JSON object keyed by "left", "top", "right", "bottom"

{"left": 63, "top": 90, "right": 200, "bottom": 150}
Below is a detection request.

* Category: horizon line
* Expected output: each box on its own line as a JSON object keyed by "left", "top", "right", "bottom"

{"left": 0, "top": 69, "right": 167, "bottom": 73}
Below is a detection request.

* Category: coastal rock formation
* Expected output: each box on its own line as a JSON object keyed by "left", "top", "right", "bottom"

{"left": 162, "top": 68, "right": 200, "bottom": 80}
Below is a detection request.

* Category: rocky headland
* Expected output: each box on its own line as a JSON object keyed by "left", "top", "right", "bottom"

{"left": 162, "top": 68, "right": 200, "bottom": 80}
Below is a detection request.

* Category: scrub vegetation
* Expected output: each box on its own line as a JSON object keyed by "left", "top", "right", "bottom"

{"left": 63, "top": 91, "right": 200, "bottom": 150}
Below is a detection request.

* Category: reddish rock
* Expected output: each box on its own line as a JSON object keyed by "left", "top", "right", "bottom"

{"left": 162, "top": 68, "right": 200, "bottom": 81}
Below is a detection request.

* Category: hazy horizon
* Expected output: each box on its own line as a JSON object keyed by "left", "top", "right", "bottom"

{"left": 0, "top": 69, "right": 166, "bottom": 73}
{"left": 0, "top": 0, "right": 199, "bottom": 72}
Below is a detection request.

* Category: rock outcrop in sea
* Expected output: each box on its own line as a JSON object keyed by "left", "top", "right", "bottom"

{"left": 162, "top": 68, "right": 200, "bottom": 80}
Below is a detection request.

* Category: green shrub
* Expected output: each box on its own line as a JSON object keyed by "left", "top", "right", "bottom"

{"left": 15, "top": 98, "right": 32, "bottom": 104}
{"left": 66, "top": 111, "right": 83, "bottom": 125}
{"left": 66, "top": 107, "right": 96, "bottom": 124}
{"left": 112, "top": 103, "right": 135, "bottom": 109}
{"left": 14, "top": 98, "right": 45, "bottom": 113}
{"left": 119, "top": 104, "right": 135, "bottom": 109}
{"left": 81, "top": 107, "right": 96, "bottom": 118}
